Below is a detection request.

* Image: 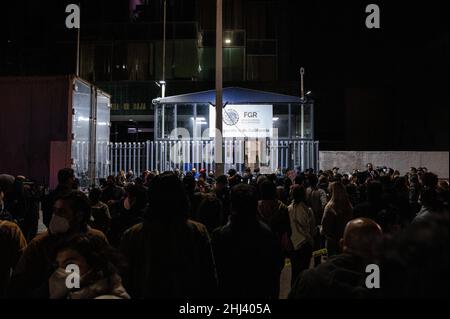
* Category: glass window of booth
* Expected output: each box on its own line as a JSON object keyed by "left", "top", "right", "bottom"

{"left": 195, "top": 104, "right": 210, "bottom": 140}
{"left": 156, "top": 102, "right": 314, "bottom": 141}
{"left": 273, "top": 104, "right": 289, "bottom": 139}
{"left": 175, "top": 104, "right": 194, "bottom": 140}
{"left": 157, "top": 104, "right": 176, "bottom": 139}
{"left": 291, "top": 103, "right": 314, "bottom": 139}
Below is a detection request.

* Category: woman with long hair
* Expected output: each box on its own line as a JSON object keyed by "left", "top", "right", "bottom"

{"left": 288, "top": 185, "right": 316, "bottom": 287}
{"left": 321, "top": 182, "right": 353, "bottom": 257}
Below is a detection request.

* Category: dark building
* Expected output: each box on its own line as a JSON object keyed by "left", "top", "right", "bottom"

{"left": 1, "top": 0, "right": 448, "bottom": 151}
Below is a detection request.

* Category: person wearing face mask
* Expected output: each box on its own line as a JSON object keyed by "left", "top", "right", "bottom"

{"left": 8, "top": 191, "right": 107, "bottom": 298}
{"left": 48, "top": 235, "right": 129, "bottom": 299}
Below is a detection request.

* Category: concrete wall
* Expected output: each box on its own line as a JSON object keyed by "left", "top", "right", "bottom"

{"left": 319, "top": 151, "right": 449, "bottom": 178}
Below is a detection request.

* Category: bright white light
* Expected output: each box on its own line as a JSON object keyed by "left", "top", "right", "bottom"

{"left": 273, "top": 117, "right": 279, "bottom": 121}
{"left": 191, "top": 118, "right": 207, "bottom": 125}
{"left": 225, "top": 39, "right": 231, "bottom": 44}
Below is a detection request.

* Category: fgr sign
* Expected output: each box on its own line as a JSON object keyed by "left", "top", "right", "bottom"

{"left": 209, "top": 104, "right": 273, "bottom": 138}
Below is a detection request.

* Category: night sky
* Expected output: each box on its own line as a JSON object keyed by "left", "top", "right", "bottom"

{"left": 1, "top": 0, "right": 448, "bottom": 151}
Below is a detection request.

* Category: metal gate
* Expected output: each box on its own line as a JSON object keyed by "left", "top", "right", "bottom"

{"left": 108, "top": 139, "right": 319, "bottom": 176}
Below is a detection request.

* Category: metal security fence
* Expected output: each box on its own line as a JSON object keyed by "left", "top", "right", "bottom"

{"left": 72, "top": 141, "right": 111, "bottom": 188}
{"left": 108, "top": 139, "right": 319, "bottom": 176}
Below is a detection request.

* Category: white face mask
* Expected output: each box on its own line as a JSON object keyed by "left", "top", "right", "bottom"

{"left": 49, "top": 214, "right": 70, "bottom": 235}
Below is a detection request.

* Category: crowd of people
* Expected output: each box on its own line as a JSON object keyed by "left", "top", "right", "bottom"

{"left": 0, "top": 163, "right": 448, "bottom": 299}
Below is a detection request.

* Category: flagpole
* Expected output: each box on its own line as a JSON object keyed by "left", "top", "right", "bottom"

{"left": 215, "top": 0, "right": 224, "bottom": 176}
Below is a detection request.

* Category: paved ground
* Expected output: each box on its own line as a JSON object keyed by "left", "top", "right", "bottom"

{"left": 279, "top": 261, "right": 292, "bottom": 299}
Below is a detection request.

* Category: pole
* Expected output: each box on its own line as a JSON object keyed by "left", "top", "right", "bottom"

{"left": 300, "top": 67, "right": 305, "bottom": 100}
{"left": 215, "top": 0, "right": 224, "bottom": 176}
{"left": 300, "top": 67, "right": 305, "bottom": 138}
{"left": 161, "top": 0, "right": 167, "bottom": 98}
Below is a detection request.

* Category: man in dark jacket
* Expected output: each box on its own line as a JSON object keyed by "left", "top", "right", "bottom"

{"left": 212, "top": 184, "right": 283, "bottom": 299}
{"left": 289, "top": 218, "right": 383, "bottom": 299}
{"left": 353, "top": 181, "right": 386, "bottom": 223}
{"left": 42, "top": 168, "right": 75, "bottom": 227}
{"left": 120, "top": 172, "right": 217, "bottom": 298}
{"left": 109, "top": 183, "right": 147, "bottom": 246}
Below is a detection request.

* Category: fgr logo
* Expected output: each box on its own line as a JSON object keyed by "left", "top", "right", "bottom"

{"left": 223, "top": 109, "right": 239, "bottom": 126}
{"left": 365, "top": 4, "right": 381, "bottom": 29}
{"left": 65, "top": 264, "right": 81, "bottom": 289}
{"left": 365, "top": 264, "right": 380, "bottom": 289}
{"left": 65, "top": 4, "right": 80, "bottom": 29}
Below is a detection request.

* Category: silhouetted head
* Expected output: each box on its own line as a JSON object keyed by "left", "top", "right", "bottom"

{"left": 215, "top": 175, "right": 228, "bottom": 192}
{"left": 367, "top": 181, "right": 383, "bottom": 203}
{"left": 409, "top": 174, "right": 419, "bottom": 185}
{"left": 290, "top": 184, "right": 306, "bottom": 205}
{"left": 198, "top": 194, "right": 223, "bottom": 233}
{"left": 134, "top": 177, "right": 144, "bottom": 186}
{"left": 420, "top": 172, "right": 438, "bottom": 190}
{"left": 341, "top": 218, "right": 383, "bottom": 260}
{"left": 183, "top": 174, "right": 196, "bottom": 194}
{"left": 393, "top": 176, "right": 408, "bottom": 193}
{"left": 58, "top": 168, "right": 75, "bottom": 187}
{"left": 259, "top": 179, "right": 277, "bottom": 201}
{"left": 88, "top": 188, "right": 102, "bottom": 205}
{"left": 148, "top": 172, "right": 190, "bottom": 221}
{"left": 228, "top": 168, "right": 237, "bottom": 177}
{"left": 308, "top": 174, "right": 319, "bottom": 188}
{"left": 230, "top": 184, "right": 258, "bottom": 220}
{"left": 125, "top": 183, "right": 148, "bottom": 211}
